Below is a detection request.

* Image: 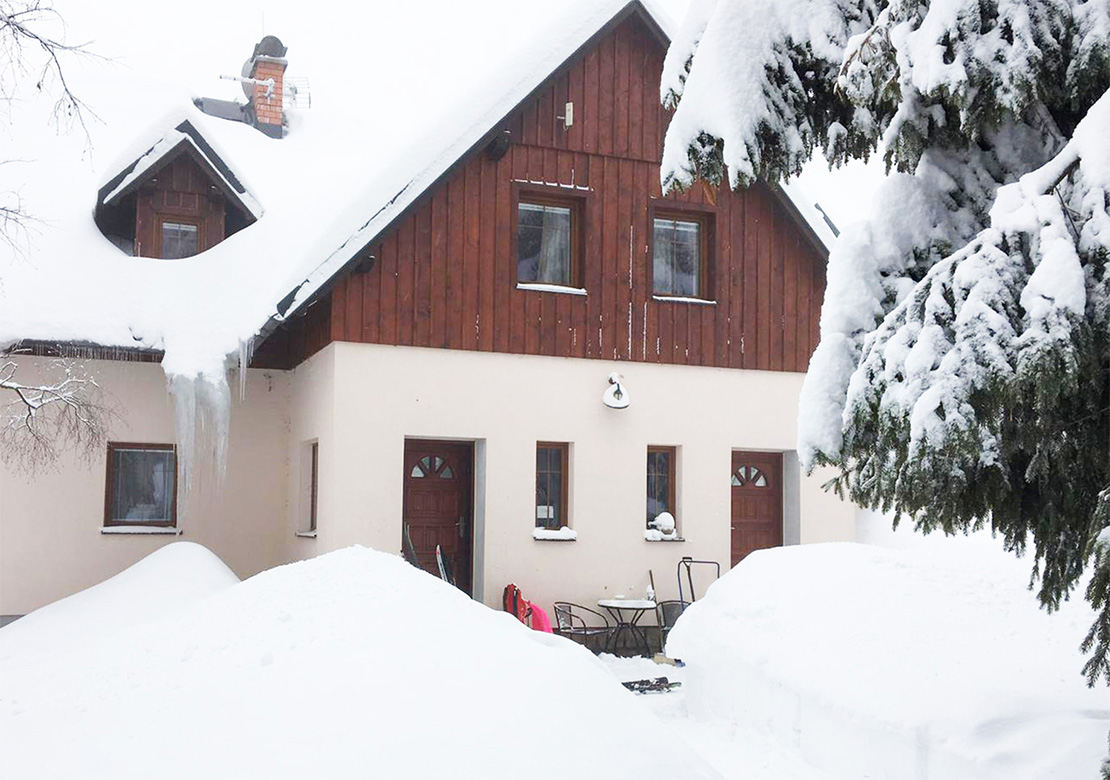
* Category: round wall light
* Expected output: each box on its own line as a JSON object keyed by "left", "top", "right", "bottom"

{"left": 602, "top": 372, "right": 630, "bottom": 409}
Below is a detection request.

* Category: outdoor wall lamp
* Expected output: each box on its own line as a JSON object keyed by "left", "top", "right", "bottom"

{"left": 602, "top": 372, "right": 629, "bottom": 410}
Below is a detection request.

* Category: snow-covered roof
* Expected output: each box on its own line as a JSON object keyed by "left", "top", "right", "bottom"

{"left": 97, "top": 120, "right": 261, "bottom": 220}
{"left": 0, "top": 0, "right": 824, "bottom": 380}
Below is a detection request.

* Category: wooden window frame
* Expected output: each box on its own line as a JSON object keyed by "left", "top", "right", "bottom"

{"left": 648, "top": 200, "right": 715, "bottom": 300}
{"left": 535, "top": 442, "right": 570, "bottom": 529}
{"left": 512, "top": 184, "right": 587, "bottom": 290}
{"left": 308, "top": 441, "right": 319, "bottom": 533}
{"left": 156, "top": 216, "right": 205, "bottom": 259}
{"left": 646, "top": 445, "right": 677, "bottom": 529}
{"left": 103, "top": 442, "right": 178, "bottom": 528}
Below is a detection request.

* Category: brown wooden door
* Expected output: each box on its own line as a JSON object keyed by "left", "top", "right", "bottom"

{"left": 730, "top": 451, "right": 783, "bottom": 566}
{"left": 403, "top": 440, "right": 473, "bottom": 594}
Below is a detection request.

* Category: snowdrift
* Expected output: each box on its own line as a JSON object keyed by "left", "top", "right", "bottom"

{"left": 667, "top": 540, "right": 1109, "bottom": 780}
{"left": 0, "top": 542, "right": 238, "bottom": 666}
{"left": 0, "top": 545, "right": 718, "bottom": 780}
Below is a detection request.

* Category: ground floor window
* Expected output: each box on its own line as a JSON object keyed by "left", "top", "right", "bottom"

{"left": 300, "top": 440, "right": 319, "bottom": 534}
{"left": 104, "top": 443, "right": 176, "bottom": 527}
{"left": 646, "top": 446, "right": 676, "bottom": 529}
{"left": 535, "top": 442, "right": 569, "bottom": 529}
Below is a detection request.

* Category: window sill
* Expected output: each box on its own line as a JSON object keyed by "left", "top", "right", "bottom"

{"left": 516, "top": 283, "right": 587, "bottom": 296}
{"left": 101, "top": 526, "right": 180, "bottom": 535}
{"left": 644, "top": 530, "right": 684, "bottom": 542}
{"left": 295, "top": 531, "right": 317, "bottom": 539}
{"left": 652, "top": 295, "right": 716, "bottom": 305}
{"left": 533, "top": 527, "right": 578, "bottom": 541}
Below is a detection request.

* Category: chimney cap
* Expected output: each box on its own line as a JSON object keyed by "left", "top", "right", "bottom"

{"left": 253, "top": 35, "right": 287, "bottom": 59}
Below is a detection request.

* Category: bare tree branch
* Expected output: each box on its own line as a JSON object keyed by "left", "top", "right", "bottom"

{"left": 0, "top": 1, "right": 99, "bottom": 142}
{"left": 0, "top": 354, "right": 117, "bottom": 473}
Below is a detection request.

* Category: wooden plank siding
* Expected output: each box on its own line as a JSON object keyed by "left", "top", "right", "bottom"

{"left": 254, "top": 15, "right": 826, "bottom": 373}
{"left": 134, "top": 154, "right": 227, "bottom": 259}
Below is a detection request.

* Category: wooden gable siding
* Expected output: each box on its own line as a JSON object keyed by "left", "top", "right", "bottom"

{"left": 255, "top": 15, "right": 825, "bottom": 372}
{"left": 135, "top": 153, "right": 227, "bottom": 258}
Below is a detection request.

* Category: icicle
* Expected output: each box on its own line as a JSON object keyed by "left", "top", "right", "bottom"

{"left": 199, "top": 372, "right": 231, "bottom": 481}
{"left": 169, "top": 373, "right": 198, "bottom": 499}
{"left": 237, "top": 337, "right": 254, "bottom": 403}
{"left": 167, "top": 369, "right": 233, "bottom": 506}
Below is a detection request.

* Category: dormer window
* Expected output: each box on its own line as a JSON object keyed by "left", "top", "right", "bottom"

{"left": 161, "top": 220, "right": 200, "bottom": 259}
{"left": 95, "top": 120, "right": 260, "bottom": 261}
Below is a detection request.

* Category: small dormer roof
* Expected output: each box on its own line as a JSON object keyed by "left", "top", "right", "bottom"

{"left": 97, "top": 120, "right": 262, "bottom": 220}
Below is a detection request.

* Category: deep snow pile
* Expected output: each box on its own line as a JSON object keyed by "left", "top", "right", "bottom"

{"left": 666, "top": 534, "right": 1110, "bottom": 780}
{"left": 0, "top": 544, "right": 718, "bottom": 780}
{"left": 0, "top": 542, "right": 238, "bottom": 666}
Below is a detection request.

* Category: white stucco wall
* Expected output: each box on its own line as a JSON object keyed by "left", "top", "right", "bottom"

{"left": 297, "top": 342, "right": 855, "bottom": 614}
{"left": 0, "top": 358, "right": 291, "bottom": 615}
{"left": 1, "top": 343, "right": 856, "bottom": 619}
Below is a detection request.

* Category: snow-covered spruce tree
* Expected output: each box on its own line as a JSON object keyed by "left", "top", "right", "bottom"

{"left": 661, "top": 0, "right": 1109, "bottom": 767}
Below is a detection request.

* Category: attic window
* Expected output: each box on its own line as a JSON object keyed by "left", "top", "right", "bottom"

{"left": 161, "top": 221, "right": 200, "bottom": 259}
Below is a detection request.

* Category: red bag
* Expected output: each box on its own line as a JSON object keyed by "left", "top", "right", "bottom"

{"left": 502, "top": 583, "right": 533, "bottom": 627}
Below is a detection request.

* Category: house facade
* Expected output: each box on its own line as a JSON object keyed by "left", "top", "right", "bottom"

{"left": 0, "top": 2, "right": 854, "bottom": 620}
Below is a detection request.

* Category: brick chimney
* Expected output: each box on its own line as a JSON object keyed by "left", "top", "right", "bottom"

{"left": 244, "top": 35, "right": 287, "bottom": 138}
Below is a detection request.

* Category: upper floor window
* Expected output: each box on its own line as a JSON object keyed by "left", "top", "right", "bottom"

{"left": 653, "top": 213, "right": 709, "bottom": 298}
{"left": 161, "top": 220, "right": 201, "bottom": 259}
{"left": 517, "top": 197, "right": 579, "bottom": 287}
{"left": 104, "top": 443, "right": 177, "bottom": 527}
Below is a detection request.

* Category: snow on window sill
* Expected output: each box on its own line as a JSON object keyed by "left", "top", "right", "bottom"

{"left": 295, "top": 531, "right": 317, "bottom": 539}
{"left": 644, "top": 529, "right": 684, "bottom": 542}
{"left": 516, "top": 283, "right": 588, "bottom": 296}
{"left": 533, "top": 526, "right": 578, "bottom": 541}
{"left": 652, "top": 295, "right": 716, "bottom": 305}
{"left": 101, "top": 526, "right": 180, "bottom": 535}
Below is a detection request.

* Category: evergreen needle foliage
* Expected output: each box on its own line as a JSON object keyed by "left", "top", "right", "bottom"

{"left": 662, "top": 0, "right": 1109, "bottom": 772}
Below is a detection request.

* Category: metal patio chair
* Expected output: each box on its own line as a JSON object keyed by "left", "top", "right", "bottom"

{"left": 677, "top": 557, "right": 721, "bottom": 606}
{"left": 654, "top": 599, "right": 687, "bottom": 650}
{"left": 553, "top": 602, "right": 613, "bottom": 652}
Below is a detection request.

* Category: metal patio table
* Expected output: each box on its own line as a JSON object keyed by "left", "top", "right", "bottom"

{"left": 597, "top": 598, "right": 655, "bottom": 657}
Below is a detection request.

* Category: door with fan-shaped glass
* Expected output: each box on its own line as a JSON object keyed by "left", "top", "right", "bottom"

{"left": 403, "top": 440, "right": 473, "bottom": 594}
{"left": 730, "top": 451, "right": 783, "bottom": 566}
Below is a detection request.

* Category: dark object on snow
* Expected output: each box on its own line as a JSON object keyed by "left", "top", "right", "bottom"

{"left": 553, "top": 602, "right": 614, "bottom": 651}
{"left": 621, "top": 677, "right": 681, "bottom": 695}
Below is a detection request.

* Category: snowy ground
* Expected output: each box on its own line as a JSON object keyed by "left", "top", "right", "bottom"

{"left": 0, "top": 545, "right": 716, "bottom": 780}
{"left": 601, "top": 516, "right": 1109, "bottom": 780}
{"left": 2, "top": 523, "right": 1107, "bottom": 779}
{"left": 598, "top": 654, "right": 838, "bottom": 780}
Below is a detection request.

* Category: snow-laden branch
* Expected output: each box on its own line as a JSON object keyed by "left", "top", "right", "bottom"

{"left": 0, "top": 356, "right": 116, "bottom": 472}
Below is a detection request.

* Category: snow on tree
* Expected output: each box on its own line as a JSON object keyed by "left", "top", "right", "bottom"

{"left": 661, "top": 0, "right": 1109, "bottom": 771}
{"left": 0, "top": 354, "right": 115, "bottom": 472}
{"left": 1, "top": 4, "right": 113, "bottom": 473}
